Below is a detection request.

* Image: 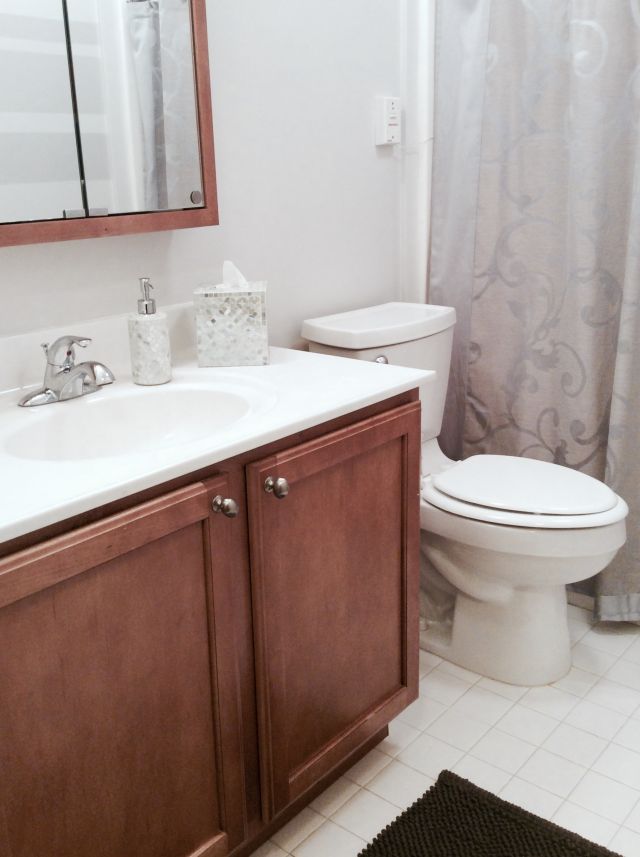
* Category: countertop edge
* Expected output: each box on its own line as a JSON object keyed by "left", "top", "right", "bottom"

{"left": 0, "top": 349, "right": 429, "bottom": 546}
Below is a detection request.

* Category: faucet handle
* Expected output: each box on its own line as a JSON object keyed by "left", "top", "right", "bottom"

{"left": 42, "top": 335, "right": 92, "bottom": 369}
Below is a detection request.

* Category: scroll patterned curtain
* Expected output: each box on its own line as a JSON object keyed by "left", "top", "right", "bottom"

{"left": 429, "top": 0, "right": 640, "bottom": 621}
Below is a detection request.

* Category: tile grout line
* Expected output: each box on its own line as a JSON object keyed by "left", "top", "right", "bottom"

{"left": 407, "top": 624, "right": 640, "bottom": 839}
{"left": 560, "top": 767, "right": 640, "bottom": 834}
{"left": 260, "top": 613, "right": 640, "bottom": 857}
{"left": 538, "top": 636, "right": 640, "bottom": 823}
{"left": 413, "top": 625, "right": 640, "bottom": 817}
{"left": 543, "top": 642, "right": 640, "bottom": 835}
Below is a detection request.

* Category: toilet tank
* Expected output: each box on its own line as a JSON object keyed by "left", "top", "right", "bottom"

{"left": 301, "top": 302, "right": 456, "bottom": 444}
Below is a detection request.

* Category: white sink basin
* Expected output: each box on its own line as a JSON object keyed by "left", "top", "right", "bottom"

{"left": 6, "top": 380, "right": 274, "bottom": 461}
{"left": 0, "top": 347, "right": 432, "bottom": 544}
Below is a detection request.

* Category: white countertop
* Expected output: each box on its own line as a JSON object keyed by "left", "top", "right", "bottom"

{"left": 0, "top": 347, "right": 430, "bottom": 545}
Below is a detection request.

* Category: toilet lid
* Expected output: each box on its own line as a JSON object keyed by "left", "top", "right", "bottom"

{"left": 301, "top": 302, "right": 455, "bottom": 349}
{"left": 432, "top": 455, "right": 617, "bottom": 516}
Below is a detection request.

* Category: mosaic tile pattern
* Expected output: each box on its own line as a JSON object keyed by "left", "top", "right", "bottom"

{"left": 128, "top": 315, "right": 172, "bottom": 385}
{"left": 194, "top": 284, "right": 269, "bottom": 367}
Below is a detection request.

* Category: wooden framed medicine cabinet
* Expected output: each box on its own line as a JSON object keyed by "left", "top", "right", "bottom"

{"left": 0, "top": 0, "right": 217, "bottom": 248}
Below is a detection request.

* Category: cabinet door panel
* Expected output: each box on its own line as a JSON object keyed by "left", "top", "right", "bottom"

{"left": 0, "top": 480, "right": 245, "bottom": 857}
{"left": 247, "top": 402, "right": 421, "bottom": 818}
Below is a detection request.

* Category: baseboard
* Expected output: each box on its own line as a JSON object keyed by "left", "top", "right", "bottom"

{"left": 567, "top": 590, "right": 595, "bottom": 611}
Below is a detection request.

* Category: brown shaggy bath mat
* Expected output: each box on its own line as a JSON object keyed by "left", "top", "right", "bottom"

{"left": 358, "top": 770, "right": 621, "bottom": 856}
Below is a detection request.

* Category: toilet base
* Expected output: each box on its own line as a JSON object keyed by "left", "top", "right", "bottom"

{"left": 421, "top": 584, "right": 572, "bottom": 686}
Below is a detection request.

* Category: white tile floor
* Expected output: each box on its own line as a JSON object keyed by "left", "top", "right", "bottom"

{"left": 251, "top": 606, "right": 640, "bottom": 857}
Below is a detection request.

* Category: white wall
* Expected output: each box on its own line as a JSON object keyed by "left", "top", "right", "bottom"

{"left": 398, "top": 0, "right": 436, "bottom": 303}
{"left": 0, "top": 0, "right": 407, "bottom": 348}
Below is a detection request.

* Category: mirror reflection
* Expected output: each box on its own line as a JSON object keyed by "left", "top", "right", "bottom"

{"left": 0, "top": 0, "right": 204, "bottom": 225}
{"left": 0, "top": 2, "right": 83, "bottom": 223}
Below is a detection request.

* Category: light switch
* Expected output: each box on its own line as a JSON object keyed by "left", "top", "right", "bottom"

{"left": 375, "top": 96, "right": 402, "bottom": 146}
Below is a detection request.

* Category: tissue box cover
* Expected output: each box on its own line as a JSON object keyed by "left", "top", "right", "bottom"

{"left": 194, "top": 282, "right": 268, "bottom": 367}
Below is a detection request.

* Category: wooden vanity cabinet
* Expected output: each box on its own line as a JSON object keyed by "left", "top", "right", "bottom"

{"left": 247, "top": 404, "right": 420, "bottom": 819}
{"left": 0, "top": 397, "right": 420, "bottom": 857}
{"left": 0, "top": 476, "right": 247, "bottom": 857}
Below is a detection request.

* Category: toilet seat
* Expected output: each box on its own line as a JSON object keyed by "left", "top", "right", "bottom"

{"left": 422, "top": 456, "right": 628, "bottom": 529}
{"left": 432, "top": 454, "right": 617, "bottom": 515}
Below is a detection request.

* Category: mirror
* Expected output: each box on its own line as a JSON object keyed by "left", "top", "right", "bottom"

{"left": 0, "top": 0, "right": 217, "bottom": 246}
{"left": 0, "top": 1, "right": 84, "bottom": 224}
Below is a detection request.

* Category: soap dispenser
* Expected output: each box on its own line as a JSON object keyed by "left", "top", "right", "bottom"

{"left": 128, "top": 277, "right": 172, "bottom": 385}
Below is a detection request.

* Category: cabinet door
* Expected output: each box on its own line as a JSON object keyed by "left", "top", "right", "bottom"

{"left": 247, "top": 402, "right": 421, "bottom": 818}
{"left": 0, "top": 478, "right": 246, "bottom": 857}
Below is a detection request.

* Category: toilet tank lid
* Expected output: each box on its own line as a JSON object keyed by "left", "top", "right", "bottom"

{"left": 433, "top": 455, "right": 619, "bottom": 516}
{"left": 301, "top": 302, "right": 456, "bottom": 349}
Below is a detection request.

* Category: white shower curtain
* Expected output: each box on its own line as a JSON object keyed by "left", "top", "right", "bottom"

{"left": 155, "top": 0, "right": 201, "bottom": 209}
{"left": 429, "top": 0, "right": 640, "bottom": 621}
{"left": 126, "top": 0, "right": 168, "bottom": 210}
{"left": 126, "top": 0, "right": 200, "bottom": 211}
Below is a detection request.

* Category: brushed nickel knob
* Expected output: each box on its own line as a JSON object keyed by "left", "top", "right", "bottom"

{"left": 264, "top": 476, "right": 290, "bottom": 499}
{"left": 212, "top": 495, "right": 239, "bottom": 517}
{"left": 374, "top": 355, "right": 388, "bottom": 364}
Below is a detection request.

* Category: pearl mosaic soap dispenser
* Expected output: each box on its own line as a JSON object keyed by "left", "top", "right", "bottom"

{"left": 128, "top": 278, "right": 172, "bottom": 385}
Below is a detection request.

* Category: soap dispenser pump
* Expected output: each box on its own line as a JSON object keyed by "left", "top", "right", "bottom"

{"left": 128, "top": 277, "right": 172, "bottom": 385}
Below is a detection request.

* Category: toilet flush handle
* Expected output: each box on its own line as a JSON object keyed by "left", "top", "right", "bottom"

{"left": 374, "top": 355, "right": 388, "bottom": 364}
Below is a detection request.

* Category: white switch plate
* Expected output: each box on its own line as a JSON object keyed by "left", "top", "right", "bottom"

{"left": 375, "top": 96, "right": 402, "bottom": 145}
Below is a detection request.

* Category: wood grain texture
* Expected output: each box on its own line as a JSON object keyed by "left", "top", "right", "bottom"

{"left": 0, "top": 394, "right": 422, "bottom": 855}
{"left": 0, "top": 0, "right": 217, "bottom": 248}
{"left": 214, "top": 468, "right": 263, "bottom": 839}
{"left": 229, "top": 726, "right": 389, "bottom": 857}
{"left": 201, "top": 473, "right": 255, "bottom": 847}
{"left": 0, "top": 484, "right": 208, "bottom": 610}
{"left": 0, "top": 480, "right": 245, "bottom": 857}
{"left": 247, "top": 402, "right": 421, "bottom": 818}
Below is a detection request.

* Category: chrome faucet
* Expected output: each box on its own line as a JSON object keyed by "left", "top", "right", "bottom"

{"left": 19, "top": 335, "right": 115, "bottom": 407}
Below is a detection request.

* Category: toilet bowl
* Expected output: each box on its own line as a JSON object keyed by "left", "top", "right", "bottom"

{"left": 420, "top": 454, "right": 628, "bottom": 684}
{"left": 301, "top": 303, "right": 628, "bottom": 685}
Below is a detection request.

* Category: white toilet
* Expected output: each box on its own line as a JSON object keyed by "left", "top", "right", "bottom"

{"left": 302, "top": 302, "right": 628, "bottom": 686}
